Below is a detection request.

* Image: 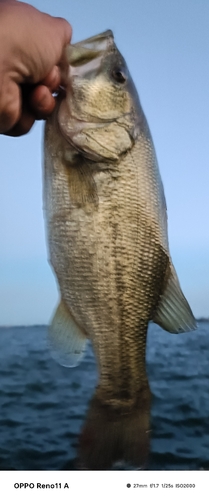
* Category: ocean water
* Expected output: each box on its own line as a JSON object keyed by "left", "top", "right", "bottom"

{"left": 0, "top": 321, "right": 208, "bottom": 470}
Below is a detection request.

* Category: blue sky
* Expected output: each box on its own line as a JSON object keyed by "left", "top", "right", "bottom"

{"left": 0, "top": 0, "right": 208, "bottom": 325}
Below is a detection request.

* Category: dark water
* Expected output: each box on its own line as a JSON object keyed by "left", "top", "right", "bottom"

{"left": 0, "top": 321, "right": 209, "bottom": 470}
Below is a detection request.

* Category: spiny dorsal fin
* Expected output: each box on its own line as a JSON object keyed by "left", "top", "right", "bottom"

{"left": 48, "top": 300, "right": 87, "bottom": 367}
{"left": 153, "top": 262, "right": 197, "bottom": 333}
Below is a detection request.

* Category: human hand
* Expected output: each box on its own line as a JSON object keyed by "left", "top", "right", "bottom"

{"left": 0, "top": 0, "right": 72, "bottom": 136}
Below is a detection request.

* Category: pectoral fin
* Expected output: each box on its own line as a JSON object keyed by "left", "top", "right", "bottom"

{"left": 48, "top": 300, "right": 87, "bottom": 367}
{"left": 153, "top": 263, "right": 196, "bottom": 333}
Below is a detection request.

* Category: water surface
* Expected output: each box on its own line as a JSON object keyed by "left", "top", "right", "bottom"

{"left": 0, "top": 322, "right": 208, "bottom": 470}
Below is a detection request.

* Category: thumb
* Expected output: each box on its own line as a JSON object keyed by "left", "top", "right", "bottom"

{"left": 54, "top": 16, "right": 72, "bottom": 46}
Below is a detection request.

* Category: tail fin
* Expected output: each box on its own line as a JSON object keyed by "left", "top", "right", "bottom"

{"left": 77, "top": 388, "right": 151, "bottom": 470}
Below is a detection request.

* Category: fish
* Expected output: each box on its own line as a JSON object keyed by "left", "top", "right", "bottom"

{"left": 43, "top": 30, "right": 196, "bottom": 469}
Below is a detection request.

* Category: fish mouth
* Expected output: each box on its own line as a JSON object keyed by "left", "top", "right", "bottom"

{"left": 57, "top": 30, "right": 116, "bottom": 160}
{"left": 65, "top": 30, "right": 114, "bottom": 67}
{"left": 57, "top": 30, "right": 128, "bottom": 161}
{"left": 74, "top": 29, "right": 114, "bottom": 49}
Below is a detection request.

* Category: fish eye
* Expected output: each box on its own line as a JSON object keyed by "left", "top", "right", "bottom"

{"left": 112, "top": 68, "right": 127, "bottom": 84}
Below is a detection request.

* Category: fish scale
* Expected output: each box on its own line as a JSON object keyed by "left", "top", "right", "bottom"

{"left": 44, "top": 30, "right": 196, "bottom": 469}
{"left": 45, "top": 122, "right": 167, "bottom": 403}
{"left": 43, "top": 30, "right": 196, "bottom": 468}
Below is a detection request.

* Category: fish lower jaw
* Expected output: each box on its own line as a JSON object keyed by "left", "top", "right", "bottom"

{"left": 58, "top": 120, "right": 106, "bottom": 163}
{"left": 57, "top": 100, "right": 104, "bottom": 161}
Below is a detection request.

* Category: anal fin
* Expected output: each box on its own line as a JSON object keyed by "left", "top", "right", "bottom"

{"left": 48, "top": 300, "right": 87, "bottom": 367}
{"left": 153, "top": 262, "right": 197, "bottom": 333}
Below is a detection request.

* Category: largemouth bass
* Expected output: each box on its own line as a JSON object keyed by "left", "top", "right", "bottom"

{"left": 43, "top": 30, "right": 196, "bottom": 468}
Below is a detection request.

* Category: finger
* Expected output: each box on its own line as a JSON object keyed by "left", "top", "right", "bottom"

{"left": 41, "top": 65, "right": 61, "bottom": 91}
{"left": 4, "top": 110, "right": 35, "bottom": 137}
{"left": 5, "top": 82, "right": 35, "bottom": 136}
{"left": 35, "top": 15, "right": 72, "bottom": 80}
{"left": 29, "top": 85, "right": 56, "bottom": 119}
{"left": 0, "top": 80, "right": 20, "bottom": 134}
{"left": 52, "top": 16, "right": 72, "bottom": 46}
{"left": 4, "top": 84, "right": 57, "bottom": 136}
{"left": 42, "top": 16, "right": 72, "bottom": 81}
{"left": 40, "top": 17, "right": 72, "bottom": 86}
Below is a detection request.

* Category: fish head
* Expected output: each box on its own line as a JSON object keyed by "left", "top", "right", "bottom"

{"left": 58, "top": 30, "right": 143, "bottom": 162}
